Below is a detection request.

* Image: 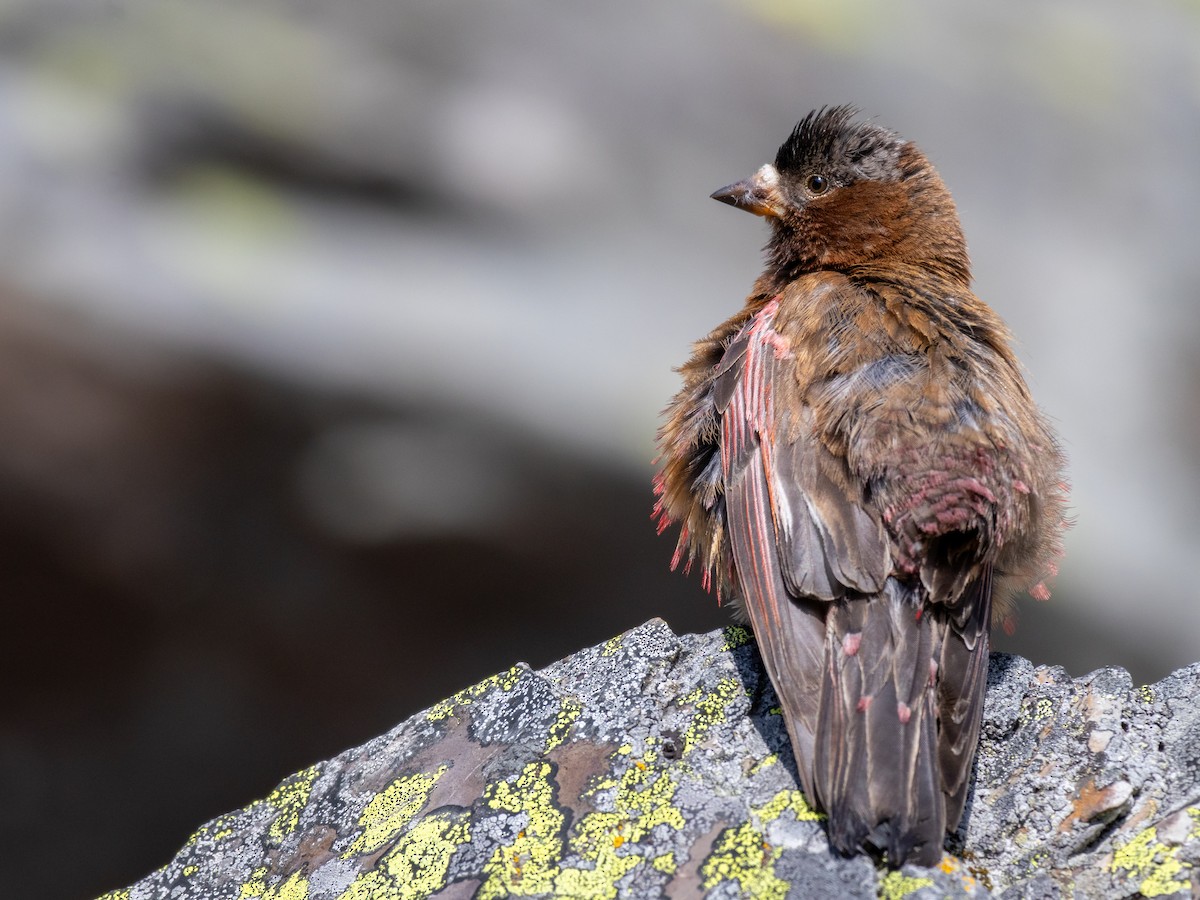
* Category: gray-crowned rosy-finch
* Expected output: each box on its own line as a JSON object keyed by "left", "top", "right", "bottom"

{"left": 654, "top": 106, "right": 1068, "bottom": 866}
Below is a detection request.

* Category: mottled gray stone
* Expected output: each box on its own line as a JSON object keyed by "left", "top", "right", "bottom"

{"left": 103, "top": 620, "right": 1200, "bottom": 899}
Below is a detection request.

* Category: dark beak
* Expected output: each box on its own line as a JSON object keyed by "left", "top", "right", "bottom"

{"left": 710, "top": 164, "right": 784, "bottom": 218}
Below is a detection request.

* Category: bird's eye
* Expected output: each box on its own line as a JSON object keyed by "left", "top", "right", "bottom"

{"left": 806, "top": 174, "right": 830, "bottom": 195}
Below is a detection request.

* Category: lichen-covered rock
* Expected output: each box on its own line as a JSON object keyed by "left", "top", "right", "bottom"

{"left": 99, "top": 620, "right": 1200, "bottom": 899}
{"left": 967, "top": 655, "right": 1200, "bottom": 898}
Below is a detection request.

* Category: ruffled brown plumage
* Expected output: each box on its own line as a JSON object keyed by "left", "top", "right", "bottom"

{"left": 654, "top": 106, "right": 1068, "bottom": 867}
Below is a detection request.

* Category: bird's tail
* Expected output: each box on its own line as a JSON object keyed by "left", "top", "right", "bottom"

{"left": 813, "top": 578, "right": 990, "bottom": 867}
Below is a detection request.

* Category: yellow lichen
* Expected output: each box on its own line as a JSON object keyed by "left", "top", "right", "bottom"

{"left": 266, "top": 872, "right": 309, "bottom": 900}
{"left": 183, "top": 810, "right": 240, "bottom": 848}
{"left": 478, "top": 762, "right": 567, "bottom": 898}
{"left": 426, "top": 667, "right": 523, "bottom": 722}
{"left": 238, "top": 871, "right": 309, "bottom": 900}
{"left": 545, "top": 697, "right": 583, "bottom": 752}
{"left": 754, "top": 789, "right": 822, "bottom": 824}
{"left": 680, "top": 678, "right": 745, "bottom": 754}
{"left": 749, "top": 755, "right": 779, "bottom": 777}
{"left": 700, "top": 788, "right": 822, "bottom": 897}
{"left": 701, "top": 818, "right": 788, "bottom": 900}
{"left": 553, "top": 834, "right": 640, "bottom": 899}
{"left": 721, "top": 625, "right": 752, "bottom": 651}
{"left": 565, "top": 808, "right": 624, "bottom": 856}
{"left": 473, "top": 742, "right": 694, "bottom": 897}
{"left": 1137, "top": 685, "right": 1155, "bottom": 703}
{"left": 601, "top": 636, "right": 623, "bottom": 657}
{"left": 613, "top": 755, "right": 686, "bottom": 834}
{"left": 545, "top": 683, "right": 771, "bottom": 895}
{"left": 651, "top": 851, "right": 677, "bottom": 873}
{"left": 266, "top": 765, "right": 320, "bottom": 845}
{"left": 239, "top": 867, "right": 269, "bottom": 900}
{"left": 213, "top": 819, "right": 236, "bottom": 841}
{"left": 1018, "top": 697, "right": 1057, "bottom": 726}
{"left": 572, "top": 752, "right": 685, "bottom": 866}
{"left": 1110, "top": 823, "right": 1194, "bottom": 897}
{"left": 877, "top": 870, "right": 935, "bottom": 899}
{"left": 338, "top": 811, "right": 471, "bottom": 900}
{"left": 344, "top": 765, "right": 449, "bottom": 858}
{"left": 95, "top": 892, "right": 130, "bottom": 900}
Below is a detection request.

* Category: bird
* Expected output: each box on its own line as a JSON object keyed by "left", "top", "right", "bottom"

{"left": 653, "top": 106, "right": 1068, "bottom": 867}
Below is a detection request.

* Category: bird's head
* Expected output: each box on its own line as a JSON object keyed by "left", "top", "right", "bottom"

{"left": 712, "top": 106, "right": 970, "bottom": 285}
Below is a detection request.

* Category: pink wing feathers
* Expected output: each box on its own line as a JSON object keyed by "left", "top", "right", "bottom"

{"left": 712, "top": 299, "right": 890, "bottom": 800}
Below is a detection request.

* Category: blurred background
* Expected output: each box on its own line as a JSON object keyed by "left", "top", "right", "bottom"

{"left": 1, "top": 0, "right": 1197, "bottom": 896}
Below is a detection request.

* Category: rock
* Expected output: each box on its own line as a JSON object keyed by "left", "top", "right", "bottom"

{"left": 101, "top": 620, "right": 1200, "bottom": 899}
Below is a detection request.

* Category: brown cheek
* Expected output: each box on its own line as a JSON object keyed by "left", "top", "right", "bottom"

{"left": 806, "top": 183, "right": 909, "bottom": 268}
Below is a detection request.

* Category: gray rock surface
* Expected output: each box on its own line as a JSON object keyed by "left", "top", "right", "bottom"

{"left": 103, "top": 621, "right": 1200, "bottom": 899}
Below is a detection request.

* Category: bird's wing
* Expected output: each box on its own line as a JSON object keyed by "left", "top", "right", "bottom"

{"left": 815, "top": 581, "right": 943, "bottom": 864}
{"left": 810, "top": 566, "right": 991, "bottom": 862}
{"left": 714, "top": 299, "right": 889, "bottom": 796}
{"left": 714, "top": 303, "right": 889, "bottom": 601}
{"left": 936, "top": 565, "right": 993, "bottom": 827}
